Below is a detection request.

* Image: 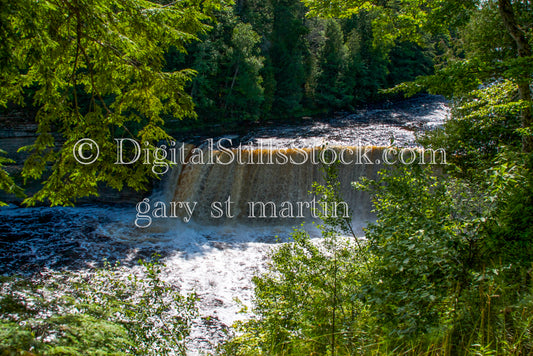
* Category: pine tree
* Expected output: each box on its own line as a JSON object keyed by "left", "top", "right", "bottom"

{"left": 0, "top": 0, "right": 221, "bottom": 205}
{"left": 314, "top": 19, "right": 351, "bottom": 111}
{"left": 268, "top": 0, "right": 310, "bottom": 119}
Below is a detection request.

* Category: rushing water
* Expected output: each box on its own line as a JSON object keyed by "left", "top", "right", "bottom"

{"left": 0, "top": 94, "right": 449, "bottom": 355}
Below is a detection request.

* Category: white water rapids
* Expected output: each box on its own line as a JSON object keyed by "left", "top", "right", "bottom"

{"left": 0, "top": 95, "right": 449, "bottom": 355}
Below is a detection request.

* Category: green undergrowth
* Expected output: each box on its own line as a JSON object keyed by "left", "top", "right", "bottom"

{"left": 221, "top": 139, "right": 533, "bottom": 355}
{"left": 0, "top": 256, "right": 197, "bottom": 355}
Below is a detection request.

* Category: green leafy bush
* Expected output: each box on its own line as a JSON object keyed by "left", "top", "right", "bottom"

{"left": 0, "top": 256, "right": 197, "bottom": 355}
{"left": 224, "top": 154, "right": 533, "bottom": 355}
{"left": 224, "top": 228, "right": 371, "bottom": 356}
{"left": 418, "top": 81, "right": 524, "bottom": 177}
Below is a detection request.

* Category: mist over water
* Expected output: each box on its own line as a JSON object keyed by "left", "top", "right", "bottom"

{"left": 0, "top": 94, "right": 449, "bottom": 355}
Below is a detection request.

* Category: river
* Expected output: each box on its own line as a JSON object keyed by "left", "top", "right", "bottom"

{"left": 0, "top": 94, "right": 448, "bottom": 355}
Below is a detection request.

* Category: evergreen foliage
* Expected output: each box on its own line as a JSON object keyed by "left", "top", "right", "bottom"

{"left": 0, "top": 0, "right": 222, "bottom": 205}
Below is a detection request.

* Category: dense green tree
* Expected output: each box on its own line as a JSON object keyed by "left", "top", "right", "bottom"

{"left": 0, "top": 0, "right": 223, "bottom": 205}
{"left": 268, "top": 0, "right": 311, "bottom": 118}
{"left": 418, "top": 0, "right": 533, "bottom": 152}
{"left": 233, "top": 0, "right": 277, "bottom": 119}
{"left": 1, "top": 257, "right": 198, "bottom": 355}
{"left": 225, "top": 22, "right": 265, "bottom": 120}
{"left": 313, "top": 19, "right": 351, "bottom": 110}
{"left": 341, "top": 12, "right": 389, "bottom": 104}
{"left": 185, "top": 5, "right": 264, "bottom": 123}
{"left": 386, "top": 41, "right": 433, "bottom": 87}
{"left": 301, "top": 0, "right": 476, "bottom": 43}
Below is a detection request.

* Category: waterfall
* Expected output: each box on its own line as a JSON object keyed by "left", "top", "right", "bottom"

{"left": 163, "top": 144, "right": 386, "bottom": 227}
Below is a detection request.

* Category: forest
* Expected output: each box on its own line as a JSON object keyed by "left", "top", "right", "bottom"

{"left": 1, "top": 0, "right": 532, "bottom": 355}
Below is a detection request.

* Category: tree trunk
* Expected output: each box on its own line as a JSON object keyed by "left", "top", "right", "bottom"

{"left": 498, "top": 0, "right": 533, "bottom": 152}
{"left": 224, "top": 64, "right": 240, "bottom": 113}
